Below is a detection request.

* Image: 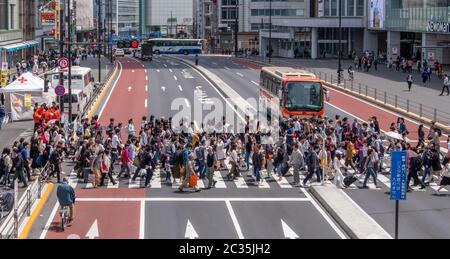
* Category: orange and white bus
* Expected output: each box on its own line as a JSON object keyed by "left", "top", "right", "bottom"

{"left": 259, "top": 67, "right": 328, "bottom": 118}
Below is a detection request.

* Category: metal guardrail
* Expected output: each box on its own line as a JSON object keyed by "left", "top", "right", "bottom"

{"left": 243, "top": 57, "right": 450, "bottom": 129}
{"left": 0, "top": 162, "right": 51, "bottom": 239}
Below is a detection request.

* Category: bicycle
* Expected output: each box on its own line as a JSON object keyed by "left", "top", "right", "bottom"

{"left": 59, "top": 205, "right": 70, "bottom": 231}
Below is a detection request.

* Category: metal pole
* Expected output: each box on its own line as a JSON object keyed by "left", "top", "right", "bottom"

{"left": 59, "top": 0, "right": 65, "bottom": 119}
{"left": 97, "top": 0, "right": 102, "bottom": 82}
{"left": 109, "top": 0, "right": 113, "bottom": 63}
{"left": 234, "top": 0, "right": 238, "bottom": 57}
{"left": 268, "top": 0, "right": 272, "bottom": 63}
{"left": 395, "top": 200, "right": 399, "bottom": 239}
{"left": 68, "top": 0, "right": 72, "bottom": 123}
{"left": 338, "top": 0, "right": 342, "bottom": 85}
{"left": 13, "top": 179, "right": 18, "bottom": 238}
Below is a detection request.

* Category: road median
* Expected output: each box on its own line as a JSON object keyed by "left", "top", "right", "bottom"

{"left": 310, "top": 184, "right": 392, "bottom": 239}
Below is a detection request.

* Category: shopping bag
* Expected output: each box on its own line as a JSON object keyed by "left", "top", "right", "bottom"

{"left": 189, "top": 174, "right": 198, "bottom": 188}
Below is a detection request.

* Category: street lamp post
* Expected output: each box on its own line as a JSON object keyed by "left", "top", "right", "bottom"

{"left": 234, "top": 0, "right": 239, "bottom": 57}
{"left": 338, "top": 0, "right": 342, "bottom": 85}
{"left": 268, "top": 0, "right": 272, "bottom": 63}
{"left": 97, "top": 0, "right": 102, "bottom": 82}
{"left": 67, "top": 0, "right": 72, "bottom": 122}
{"left": 59, "top": 0, "right": 65, "bottom": 116}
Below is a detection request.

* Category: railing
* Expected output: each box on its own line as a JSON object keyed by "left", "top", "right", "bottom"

{"left": 243, "top": 56, "right": 450, "bottom": 130}
{"left": 0, "top": 162, "right": 51, "bottom": 239}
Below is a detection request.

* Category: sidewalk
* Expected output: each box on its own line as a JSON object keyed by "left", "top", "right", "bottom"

{"left": 0, "top": 120, "right": 33, "bottom": 151}
{"left": 245, "top": 56, "right": 450, "bottom": 126}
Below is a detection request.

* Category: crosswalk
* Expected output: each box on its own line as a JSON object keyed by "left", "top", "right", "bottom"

{"left": 66, "top": 159, "right": 450, "bottom": 193}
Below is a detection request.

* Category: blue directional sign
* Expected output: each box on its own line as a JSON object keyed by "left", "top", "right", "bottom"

{"left": 390, "top": 151, "right": 408, "bottom": 200}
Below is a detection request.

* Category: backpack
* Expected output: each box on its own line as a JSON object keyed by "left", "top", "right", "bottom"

{"left": 413, "top": 156, "right": 423, "bottom": 171}
{"left": 50, "top": 150, "right": 60, "bottom": 164}
{"left": 0, "top": 192, "right": 14, "bottom": 211}
{"left": 0, "top": 157, "right": 5, "bottom": 175}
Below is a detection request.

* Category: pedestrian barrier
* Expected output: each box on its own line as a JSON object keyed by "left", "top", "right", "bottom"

{"left": 0, "top": 162, "right": 52, "bottom": 239}
{"left": 240, "top": 57, "right": 450, "bottom": 133}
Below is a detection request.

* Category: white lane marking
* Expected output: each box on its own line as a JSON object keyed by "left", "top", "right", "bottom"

{"left": 156, "top": 69, "right": 160, "bottom": 73}
{"left": 142, "top": 64, "right": 145, "bottom": 68}
{"left": 39, "top": 201, "right": 59, "bottom": 239}
{"left": 129, "top": 176, "right": 141, "bottom": 189}
{"left": 145, "top": 99, "right": 148, "bottom": 108}
{"left": 300, "top": 187, "right": 348, "bottom": 239}
{"left": 178, "top": 85, "right": 183, "bottom": 91}
{"left": 224, "top": 66, "right": 231, "bottom": 70}
{"left": 377, "top": 174, "right": 391, "bottom": 189}
{"left": 185, "top": 220, "right": 199, "bottom": 239}
{"left": 196, "top": 85, "right": 202, "bottom": 89}
{"left": 128, "top": 86, "right": 132, "bottom": 92}
{"left": 236, "top": 72, "right": 244, "bottom": 77}
{"left": 251, "top": 80, "right": 259, "bottom": 86}
{"left": 132, "top": 69, "right": 135, "bottom": 73}
{"left": 86, "top": 219, "right": 99, "bottom": 239}
{"left": 172, "top": 179, "right": 181, "bottom": 189}
{"left": 185, "top": 99, "right": 190, "bottom": 108}
{"left": 235, "top": 177, "right": 249, "bottom": 188}
{"left": 145, "top": 76, "right": 148, "bottom": 80}
{"left": 98, "top": 61, "right": 123, "bottom": 119}
{"left": 169, "top": 69, "right": 173, "bottom": 73}
{"left": 145, "top": 85, "right": 148, "bottom": 92}
{"left": 213, "top": 171, "right": 227, "bottom": 188}
{"left": 257, "top": 176, "right": 271, "bottom": 188}
{"left": 163, "top": 64, "right": 168, "bottom": 68}
{"left": 161, "top": 86, "right": 166, "bottom": 92}
{"left": 225, "top": 200, "right": 244, "bottom": 239}
{"left": 430, "top": 182, "right": 448, "bottom": 192}
{"left": 150, "top": 170, "right": 162, "bottom": 188}
{"left": 277, "top": 176, "right": 293, "bottom": 189}
{"left": 174, "top": 75, "right": 178, "bottom": 81}
{"left": 193, "top": 121, "right": 200, "bottom": 131}
{"left": 107, "top": 175, "right": 119, "bottom": 189}
{"left": 77, "top": 197, "right": 311, "bottom": 202}
{"left": 140, "top": 201, "right": 145, "bottom": 239}
{"left": 281, "top": 219, "right": 300, "bottom": 239}
{"left": 197, "top": 177, "right": 205, "bottom": 189}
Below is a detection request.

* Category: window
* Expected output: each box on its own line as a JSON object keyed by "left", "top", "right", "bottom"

{"left": 0, "top": 0, "right": 8, "bottom": 30}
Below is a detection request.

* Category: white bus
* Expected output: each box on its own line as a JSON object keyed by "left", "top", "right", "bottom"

{"left": 148, "top": 38, "right": 203, "bottom": 55}
{"left": 51, "top": 66, "right": 94, "bottom": 121}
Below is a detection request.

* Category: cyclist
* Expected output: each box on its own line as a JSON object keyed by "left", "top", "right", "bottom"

{"left": 56, "top": 177, "right": 76, "bottom": 225}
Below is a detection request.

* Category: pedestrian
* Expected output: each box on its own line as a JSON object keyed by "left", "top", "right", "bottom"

{"left": 407, "top": 150, "right": 426, "bottom": 191}
{"left": 49, "top": 145, "right": 63, "bottom": 183}
{"left": 289, "top": 142, "right": 304, "bottom": 187}
{"left": 252, "top": 145, "right": 262, "bottom": 186}
{"left": 126, "top": 119, "right": 135, "bottom": 140}
{"left": 435, "top": 157, "right": 450, "bottom": 194}
{"left": 302, "top": 145, "right": 321, "bottom": 187}
{"left": 9, "top": 147, "right": 28, "bottom": 188}
{"left": 0, "top": 148, "right": 12, "bottom": 185}
{"left": 374, "top": 58, "right": 378, "bottom": 71}
{"left": 0, "top": 104, "right": 5, "bottom": 130}
{"left": 332, "top": 151, "right": 345, "bottom": 188}
{"left": 205, "top": 147, "right": 217, "bottom": 189}
{"left": 361, "top": 148, "right": 379, "bottom": 188}
{"left": 100, "top": 149, "right": 117, "bottom": 186}
{"left": 421, "top": 69, "right": 428, "bottom": 87}
{"left": 179, "top": 154, "right": 201, "bottom": 192}
{"left": 406, "top": 74, "right": 413, "bottom": 91}
{"left": 439, "top": 74, "right": 450, "bottom": 96}
{"left": 227, "top": 143, "right": 239, "bottom": 180}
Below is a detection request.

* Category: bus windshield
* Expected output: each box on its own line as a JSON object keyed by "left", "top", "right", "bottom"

{"left": 284, "top": 82, "right": 323, "bottom": 111}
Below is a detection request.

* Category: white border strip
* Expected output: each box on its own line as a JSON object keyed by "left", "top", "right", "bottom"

{"left": 139, "top": 200, "right": 145, "bottom": 239}
{"left": 98, "top": 60, "right": 124, "bottom": 119}
{"left": 75, "top": 197, "right": 311, "bottom": 202}
{"left": 225, "top": 200, "right": 244, "bottom": 239}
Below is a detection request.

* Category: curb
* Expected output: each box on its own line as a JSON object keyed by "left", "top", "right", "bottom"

{"left": 85, "top": 62, "right": 121, "bottom": 119}
{"left": 238, "top": 57, "right": 450, "bottom": 133}
{"left": 309, "top": 185, "right": 392, "bottom": 239}
{"left": 18, "top": 183, "right": 54, "bottom": 239}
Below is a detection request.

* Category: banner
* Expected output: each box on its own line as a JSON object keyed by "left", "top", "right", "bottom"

{"left": 41, "top": 12, "right": 56, "bottom": 26}
{"left": 24, "top": 94, "right": 32, "bottom": 107}
{"left": 0, "top": 70, "right": 8, "bottom": 87}
{"left": 369, "top": 0, "right": 384, "bottom": 29}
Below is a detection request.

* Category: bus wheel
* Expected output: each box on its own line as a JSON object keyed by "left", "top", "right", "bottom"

{"left": 183, "top": 50, "right": 189, "bottom": 55}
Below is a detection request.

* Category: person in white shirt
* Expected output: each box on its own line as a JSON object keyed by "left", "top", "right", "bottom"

{"left": 333, "top": 152, "right": 345, "bottom": 188}
{"left": 126, "top": 119, "right": 135, "bottom": 140}
{"left": 440, "top": 74, "right": 450, "bottom": 96}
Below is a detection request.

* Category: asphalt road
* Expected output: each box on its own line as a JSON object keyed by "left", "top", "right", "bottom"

{"left": 27, "top": 55, "right": 346, "bottom": 239}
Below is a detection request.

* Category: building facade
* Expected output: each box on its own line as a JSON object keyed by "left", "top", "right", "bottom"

{"left": 143, "top": 0, "right": 194, "bottom": 37}
{"left": 367, "top": 0, "right": 450, "bottom": 64}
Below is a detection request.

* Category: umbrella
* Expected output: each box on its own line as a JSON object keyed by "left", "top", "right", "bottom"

{"left": 385, "top": 131, "right": 403, "bottom": 140}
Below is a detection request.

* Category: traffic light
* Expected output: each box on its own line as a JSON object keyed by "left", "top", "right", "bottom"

{"left": 117, "top": 40, "right": 139, "bottom": 49}
{"left": 131, "top": 40, "right": 139, "bottom": 48}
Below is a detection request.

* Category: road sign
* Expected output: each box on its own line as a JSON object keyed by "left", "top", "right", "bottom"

{"left": 390, "top": 151, "right": 408, "bottom": 201}
{"left": 55, "top": 85, "right": 66, "bottom": 97}
{"left": 58, "top": 57, "right": 69, "bottom": 69}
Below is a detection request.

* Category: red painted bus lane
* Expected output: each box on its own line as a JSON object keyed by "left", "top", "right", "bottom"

{"left": 45, "top": 201, "right": 141, "bottom": 239}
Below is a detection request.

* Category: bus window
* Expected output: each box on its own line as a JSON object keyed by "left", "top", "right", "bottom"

{"left": 285, "top": 82, "right": 322, "bottom": 111}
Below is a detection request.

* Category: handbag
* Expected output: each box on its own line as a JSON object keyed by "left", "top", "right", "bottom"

{"left": 189, "top": 174, "right": 198, "bottom": 188}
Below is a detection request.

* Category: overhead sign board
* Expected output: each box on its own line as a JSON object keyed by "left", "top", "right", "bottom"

{"left": 390, "top": 151, "right": 408, "bottom": 201}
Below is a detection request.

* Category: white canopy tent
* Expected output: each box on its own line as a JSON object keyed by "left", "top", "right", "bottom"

{"left": 0, "top": 72, "right": 56, "bottom": 121}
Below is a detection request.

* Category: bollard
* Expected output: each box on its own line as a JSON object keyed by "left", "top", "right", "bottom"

{"left": 407, "top": 99, "right": 410, "bottom": 112}
{"left": 420, "top": 104, "right": 423, "bottom": 117}
{"left": 343, "top": 79, "right": 346, "bottom": 89}
{"left": 395, "top": 95, "right": 398, "bottom": 108}
{"left": 365, "top": 85, "right": 368, "bottom": 96}
{"left": 331, "top": 74, "right": 333, "bottom": 84}
{"left": 375, "top": 88, "right": 377, "bottom": 100}
{"left": 319, "top": 71, "right": 322, "bottom": 78}
{"left": 434, "top": 108, "right": 437, "bottom": 122}
{"left": 351, "top": 80, "right": 354, "bottom": 91}
{"left": 359, "top": 83, "right": 362, "bottom": 94}
{"left": 325, "top": 73, "right": 327, "bottom": 82}
{"left": 384, "top": 91, "right": 387, "bottom": 104}
{"left": 27, "top": 190, "right": 31, "bottom": 216}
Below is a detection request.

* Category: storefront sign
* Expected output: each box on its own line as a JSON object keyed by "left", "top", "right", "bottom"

{"left": 427, "top": 20, "right": 450, "bottom": 33}
{"left": 0, "top": 70, "right": 8, "bottom": 87}
{"left": 24, "top": 94, "right": 32, "bottom": 107}
{"left": 41, "top": 12, "right": 56, "bottom": 26}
